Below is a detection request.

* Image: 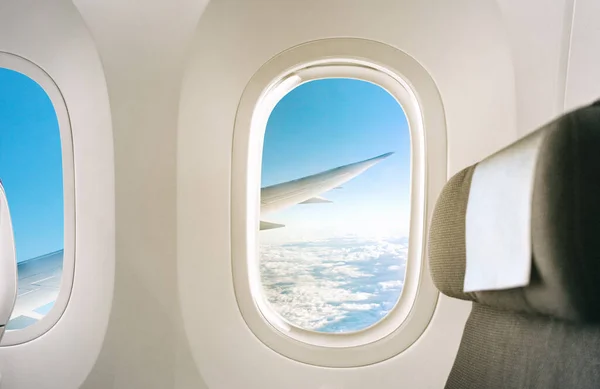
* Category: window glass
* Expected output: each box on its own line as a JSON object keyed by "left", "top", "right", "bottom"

{"left": 259, "top": 78, "right": 410, "bottom": 333}
{"left": 0, "top": 68, "right": 64, "bottom": 330}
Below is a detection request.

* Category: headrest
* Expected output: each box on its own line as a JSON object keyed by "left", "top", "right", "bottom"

{"left": 428, "top": 100, "right": 600, "bottom": 322}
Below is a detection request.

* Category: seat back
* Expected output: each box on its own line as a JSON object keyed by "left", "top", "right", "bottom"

{"left": 428, "top": 101, "right": 600, "bottom": 389}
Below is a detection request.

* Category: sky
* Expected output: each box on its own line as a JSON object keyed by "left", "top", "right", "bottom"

{"left": 259, "top": 78, "right": 410, "bottom": 332}
{"left": 260, "top": 78, "right": 411, "bottom": 243}
{"left": 0, "top": 68, "right": 64, "bottom": 262}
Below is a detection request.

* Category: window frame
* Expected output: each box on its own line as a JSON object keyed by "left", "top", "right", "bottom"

{"left": 0, "top": 52, "right": 75, "bottom": 345}
{"left": 252, "top": 67, "right": 422, "bottom": 341}
{"left": 231, "top": 38, "right": 447, "bottom": 367}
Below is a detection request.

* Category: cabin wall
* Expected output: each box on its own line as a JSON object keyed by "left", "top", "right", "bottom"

{"left": 0, "top": 0, "right": 599, "bottom": 388}
{"left": 565, "top": 0, "right": 600, "bottom": 111}
{"left": 73, "top": 0, "right": 211, "bottom": 388}
{"left": 494, "top": 0, "right": 600, "bottom": 134}
{"left": 0, "top": 0, "right": 114, "bottom": 387}
{"left": 177, "top": 1, "right": 511, "bottom": 389}
{"left": 73, "top": 0, "right": 600, "bottom": 388}
{"left": 178, "top": 1, "right": 600, "bottom": 388}
{"left": 495, "top": 0, "right": 574, "bottom": 135}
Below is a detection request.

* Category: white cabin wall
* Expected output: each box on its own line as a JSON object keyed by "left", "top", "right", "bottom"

{"left": 73, "top": 0, "right": 600, "bottom": 387}
{"left": 492, "top": 0, "right": 600, "bottom": 135}
{"left": 565, "top": 0, "right": 600, "bottom": 111}
{"left": 0, "top": 1, "right": 114, "bottom": 387}
{"left": 495, "top": 0, "right": 575, "bottom": 135}
{"left": 0, "top": 0, "right": 594, "bottom": 387}
{"left": 73, "top": 1, "right": 210, "bottom": 388}
{"left": 177, "top": 1, "right": 515, "bottom": 389}
{"left": 178, "top": 0, "right": 518, "bottom": 175}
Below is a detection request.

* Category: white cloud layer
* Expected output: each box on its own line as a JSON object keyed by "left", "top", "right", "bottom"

{"left": 260, "top": 236, "right": 407, "bottom": 332}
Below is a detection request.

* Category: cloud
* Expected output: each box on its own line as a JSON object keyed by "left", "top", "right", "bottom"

{"left": 323, "top": 265, "right": 374, "bottom": 278}
{"left": 260, "top": 235, "right": 407, "bottom": 332}
{"left": 340, "top": 303, "right": 380, "bottom": 311}
{"left": 378, "top": 280, "right": 404, "bottom": 291}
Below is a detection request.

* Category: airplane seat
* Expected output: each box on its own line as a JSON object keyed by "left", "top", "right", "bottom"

{"left": 428, "top": 100, "right": 600, "bottom": 389}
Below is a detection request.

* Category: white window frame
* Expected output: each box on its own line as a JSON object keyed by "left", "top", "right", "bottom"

{"left": 231, "top": 38, "right": 447, "bottom": 367}
{"left": 0, "top": 52, "right": 75, "bottom": 346}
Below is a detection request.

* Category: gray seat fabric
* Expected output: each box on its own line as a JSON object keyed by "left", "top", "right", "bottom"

{"left": 446, "top": 305, "right": 600, "bottom": 388}
{"left": 428, "top": 100, "right": 600, "bottom": 389}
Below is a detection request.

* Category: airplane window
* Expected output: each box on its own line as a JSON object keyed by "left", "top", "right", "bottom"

{"left": 259, "top": 78, "right": 410, "bottom": 333}
{"left": 0, "top": 68, "right": 64, "bottom": 330}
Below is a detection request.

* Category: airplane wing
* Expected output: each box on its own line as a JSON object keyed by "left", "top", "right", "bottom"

{"left": 6, "top": 251, "right": 62, "bottom": 330}
{"left": 259, "top": 152, "right": 393, "bottom": 230}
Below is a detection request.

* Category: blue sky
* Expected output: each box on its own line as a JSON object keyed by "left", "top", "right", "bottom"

{"left": 0, "top": 68, "right": 64, "bottom": 262}
{"left": 261, "top": 78, "right": 411, "bottom": 243}
{"left": 0, "top": 71, "right": 408, "bottom": 259}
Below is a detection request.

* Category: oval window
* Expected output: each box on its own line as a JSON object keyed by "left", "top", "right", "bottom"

{"left": 231, "top": 40, "right": 445, "bottom": 367}
{"left": 259, "top": 78, "right": 410, "bottom": 333}
{"left": 0, "top": 67, "right": 70, "bottom": 333}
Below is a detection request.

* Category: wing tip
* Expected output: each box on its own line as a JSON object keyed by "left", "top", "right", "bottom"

{"left": 373, "top": 151, "right": 394, "bottom": 161}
